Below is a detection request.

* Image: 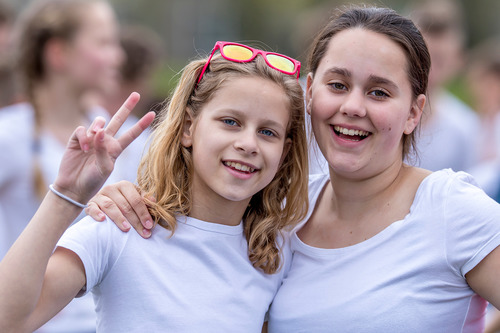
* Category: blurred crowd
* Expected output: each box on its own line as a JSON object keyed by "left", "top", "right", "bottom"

{"left": 0, "top": 0, "right": 163, "bottom": 332}
{"left": 0, "top": 0, "right": 499, "bottom": 332}
{"left": 307, "top": 0, "right": 500, "bottom": 204}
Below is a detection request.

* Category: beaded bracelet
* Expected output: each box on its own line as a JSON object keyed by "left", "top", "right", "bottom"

{"left": 48, "top": 184, "right": 88, "bottom": 209}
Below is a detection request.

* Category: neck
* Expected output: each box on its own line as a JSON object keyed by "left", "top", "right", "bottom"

{"left": 327, "top": 160, "right": 409, "bottom": 222}
{"left": 31, "top": 79, "right": 88, "bottom": 143}
{"left": 189, "top": 195, "right": 249, "bottom": 227}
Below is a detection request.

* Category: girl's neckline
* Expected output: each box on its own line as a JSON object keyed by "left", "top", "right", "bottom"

{"left": 294, "top": 170, "right": 441, "bottom": 252}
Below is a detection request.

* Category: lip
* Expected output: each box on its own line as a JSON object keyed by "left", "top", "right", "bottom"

{"left": 331, "top": 124, "right": 372, "bottom": 145}
{"left": 222, "top": 159, "right": 260, "bottom": 180}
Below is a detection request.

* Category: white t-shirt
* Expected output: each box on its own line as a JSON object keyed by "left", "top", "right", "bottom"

{"left": 268, "top": 170, "right": 500, "bottom": 333}
{"left": 57, "top": 215, "right": 290, "bottom": 332}
{"left": 0, "top": 102, "right": 149, "bottom": 333}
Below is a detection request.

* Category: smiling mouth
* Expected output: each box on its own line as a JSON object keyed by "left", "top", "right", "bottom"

{"left": 333, "top": 125, "right": 371, "bottom": 142}
{"left": 223, "top": 161, "right": 257, "bottom": 173}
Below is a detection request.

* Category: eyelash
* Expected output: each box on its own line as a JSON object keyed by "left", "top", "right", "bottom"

{"left": 330, "top": 82, "right": 347, "bottom": 91}
{"left": 259, "top": 129, "right": 275, "bottom": 137}
{"left": 329, "top": 82, "right": 390, "bottom": 99}
{"left": 222, "top": 118, "right": 238, "bottom": 126}
{"left": 221, "top": 118, "right": 278, "bottom": 138}
{"left": 369, "top": 89, "right": 389, "bottom": 98}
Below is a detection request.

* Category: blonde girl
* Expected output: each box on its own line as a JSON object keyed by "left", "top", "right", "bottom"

{"left": 0, "top": 41, "right": 308, "bottom": 332}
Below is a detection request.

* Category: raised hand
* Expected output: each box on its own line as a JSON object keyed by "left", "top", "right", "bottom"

{"left": 53, "top": 92, "right": 155, "bottom": 206}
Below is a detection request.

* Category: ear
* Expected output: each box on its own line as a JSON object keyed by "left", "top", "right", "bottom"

{"left": 305, "top": 73, "right": 314, "bottom": 115}
{"left": 279, "top": 138, "right": 292, "bottom": 166}
{"left": 404, "top": 94, "right": 426, "bottom": 135}
{"left": 44, "top": 38, "right": 68, "bottom": 72}
{"left": 180, "top": 109, "right": 195, "bottom": 147}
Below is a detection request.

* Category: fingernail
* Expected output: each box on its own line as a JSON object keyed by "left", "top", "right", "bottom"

{"left": 142, "top": 229, "right": 151, "bottom": 237}
{"left": 145, "top": 220, "right": 153, "bottom": 229}
{"left": 98, "top": 212, "right": 105, "bottom": 220}
{"left": 83, "top": 144, "right": 89, "bottom": 152}
{"left": 122, "top": 220, "right": 131, "bottom": 230}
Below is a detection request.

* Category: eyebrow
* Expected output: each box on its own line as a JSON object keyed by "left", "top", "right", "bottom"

{"left": 326, "top": 67, "right": 351, "bottom": 77}
{"left": 368, "top": 74, "right": 399, "bottom": 92}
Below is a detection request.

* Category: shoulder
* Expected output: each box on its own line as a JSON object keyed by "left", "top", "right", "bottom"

{"left": 59, "top": 215, "right": 130, "bottom": 249}
{"left": 58, "top": 215, "right": 135, "bottom": 267}
{"left": 419, "top": 169, "right": 478, "bottom": 193}
{"left": 0, "top": 103, "right": 33, "bottom": 132}
{"left": 417, "top": 169, "right": 500, "bottom": 220}
{"left": 0, "top": 102, "right": 33, "bottom": 121}
{"left": 0, "top": 103, "right": 34, "bottom": 142}
{"left": 0, "top": 103, "right": 35, "bottom": 169}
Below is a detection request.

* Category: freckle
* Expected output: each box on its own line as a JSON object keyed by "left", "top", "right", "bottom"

{"left": 350, "top": 231, "right": 353, "bottom": 234}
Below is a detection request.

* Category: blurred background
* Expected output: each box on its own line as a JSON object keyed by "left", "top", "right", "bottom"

{"left": 3, "top": 0, "right": 500, "bottom": 104}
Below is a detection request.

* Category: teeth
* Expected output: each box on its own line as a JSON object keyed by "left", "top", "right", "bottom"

{"left": 224, "top": 161, "right": 255, "bottom": 173}
{"left": 334, "top": 125, "right": 369, "bottom": 137}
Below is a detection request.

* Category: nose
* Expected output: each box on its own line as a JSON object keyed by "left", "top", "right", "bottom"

{"left": 234, "top": 129, "right": 258, "bottom": 155}
{"left": 339, "top": 88, "right": 366, "bottom": 118}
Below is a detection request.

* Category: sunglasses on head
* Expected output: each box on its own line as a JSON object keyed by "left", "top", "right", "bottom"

{"left": 197, "top": 41, "right": 301, "bottom": 84}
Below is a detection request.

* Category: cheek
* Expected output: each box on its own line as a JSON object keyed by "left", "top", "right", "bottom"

{"left": 269, "top": 147, "right": 285, "bottom": 171}
{"left": 73, "top": 46, "right": 121, "bottom": 90}
{"left": 374, "top": 109, "right": 409, "bottom": 145}
{"left": 81, "top": 48, "right": 114, "bottom": 70}
{"left": 310, "top": 92, "right": 338, "bottom": 121}
{"left": 73, "top": 36, "right": 119, "bottom": 69}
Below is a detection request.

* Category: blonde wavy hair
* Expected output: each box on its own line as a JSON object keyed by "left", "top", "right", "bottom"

{"left": 137, "top": 53, "right": 309, "bottom": 274}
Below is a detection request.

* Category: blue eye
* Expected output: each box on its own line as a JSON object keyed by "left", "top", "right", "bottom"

{"left": 222, "top": 119, "right": 237, "bottom": 126}
{"left": 260, "top": 129, "right": 275, "bottom": 137}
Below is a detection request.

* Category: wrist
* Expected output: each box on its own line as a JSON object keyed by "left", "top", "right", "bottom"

{"left": 48, "top": 184, "right": 88, "bottom": 209}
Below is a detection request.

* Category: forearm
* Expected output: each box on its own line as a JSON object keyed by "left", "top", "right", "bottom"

{"left": 0, "top": 190, "right": 83, "bottom": 330}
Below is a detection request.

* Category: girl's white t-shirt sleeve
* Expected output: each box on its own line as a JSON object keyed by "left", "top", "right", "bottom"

{"left": 57, "top": 216, "right": 125, "bottom": 296}
{"left": 442, "top": 171, "right": 500, "bottom": 277}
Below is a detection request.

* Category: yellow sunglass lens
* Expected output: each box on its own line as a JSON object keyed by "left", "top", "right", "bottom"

{"left": 222, "top": 45, "right": 253, "bottom": 61}
{"left": 266, "top": 54, "right": 295, "bottom": 73}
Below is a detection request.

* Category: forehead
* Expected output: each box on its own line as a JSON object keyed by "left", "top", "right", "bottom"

{"left": 75, "top": 2, "right": 117, "bottom": 33}
{"left": 318, "top": 28, "right": 409, "bottom": 82}
{"left": 198, "top": 76, "right": 291, "bottom": 127}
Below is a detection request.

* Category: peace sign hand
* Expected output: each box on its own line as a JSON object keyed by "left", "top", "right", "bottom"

{"left": 52, "top": 92, "right": 155, "bottom": 207}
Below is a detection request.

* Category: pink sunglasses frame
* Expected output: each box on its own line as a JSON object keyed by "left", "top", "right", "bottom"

{"left": 197, "top": 41, "right": 301, "bottom": 84}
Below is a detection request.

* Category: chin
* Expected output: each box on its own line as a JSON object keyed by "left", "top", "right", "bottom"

{"left": 330, "top": 161, "right": 365, "bottom": 176}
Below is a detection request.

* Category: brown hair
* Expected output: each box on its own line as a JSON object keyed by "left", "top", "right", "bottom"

{"left": 13, "top": 0, "right": 108, "bottom": 199}
{"left": 307, "top": 5, "right": 431, "bottom": 159}
{"left": 119, "top": 25, "right": 163, "bottom": 83}
{"left": 137, "top": 52, "right": 309, "bottom": 274}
